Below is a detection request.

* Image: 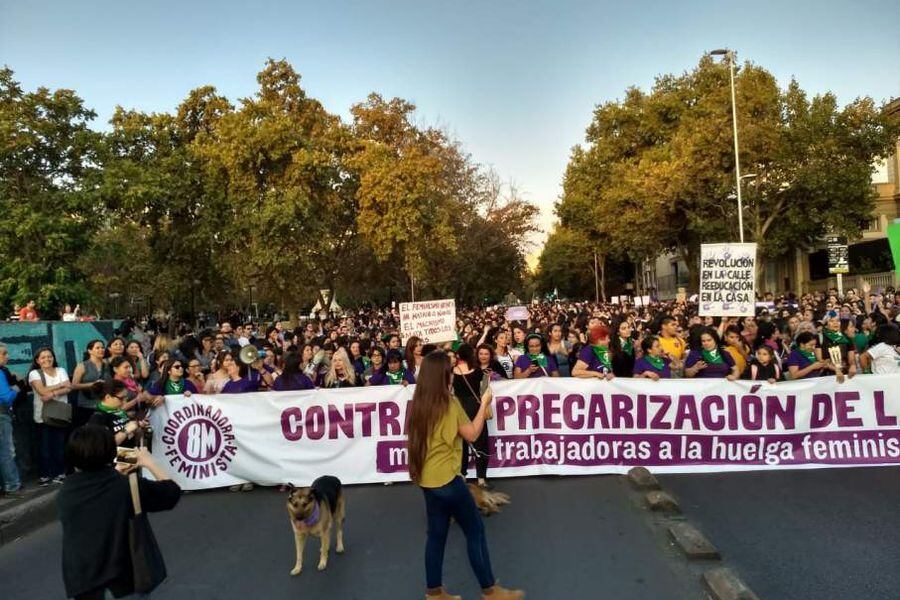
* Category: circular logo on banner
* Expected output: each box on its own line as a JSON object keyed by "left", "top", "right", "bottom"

{"left": 161, "top": 404, "right": 238, "bottom": 480}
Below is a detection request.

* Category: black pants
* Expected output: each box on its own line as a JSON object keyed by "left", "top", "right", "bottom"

{"left": 461, "top": 427, "right": 489, "bottom": 480}
{"left": 458, "top": 394, "right": 489, "bottom": 480}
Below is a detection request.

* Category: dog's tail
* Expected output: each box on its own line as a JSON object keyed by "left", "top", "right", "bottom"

{"left": 481, "top": 490, "right": 511, "bottom": 509}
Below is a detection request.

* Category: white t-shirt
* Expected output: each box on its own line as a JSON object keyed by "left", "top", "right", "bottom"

{"left": 29, "top": 368, "right": 71, "bottom": 424}
{"left": 866, "top": 343, "right": 900, "bottom": 374}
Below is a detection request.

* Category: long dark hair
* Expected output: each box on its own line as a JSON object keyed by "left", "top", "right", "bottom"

{"left": 281, "top": 350, "right": 302, "bottom": 381}
{"left": 158, "top": 358, "right": 183, "bottom": 391}
{"left": 406, "top": 351, "right": 452, "bottom": 485}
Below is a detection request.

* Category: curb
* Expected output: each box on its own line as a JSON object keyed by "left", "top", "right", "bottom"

{"left": 668, "top": 522, "right": 720, "bottom": 560}
{"left": 702, "top": 567, "right": 761, "bottom": 600}
{"left": 0, "top": 488, "right": 58, "bottom": 546}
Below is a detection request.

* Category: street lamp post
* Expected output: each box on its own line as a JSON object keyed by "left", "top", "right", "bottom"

{"left": 710, "top": 48, "right": 744, "bottom": 243}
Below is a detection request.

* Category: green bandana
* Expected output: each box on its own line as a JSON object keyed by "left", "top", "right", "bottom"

{"left": 362, "top": 356, "right": 372, "bottom": 368}
{"left": 823, "top": 330, "right": 850, "bottom": 346}
{"left": 591, "top": 346, "right": 612, "bottom": 370}
{"left": 701, "top": 348, "right": 724, "bottom": 365}
{"left": 386, "top": 369, "right": 406, "bottom": 385}
{"left": 620, "top": 338, "right": 634, "bottom": 357}
{"left": 527, "top": 353, "right": 548, "bottom": 370}
{"left": 798, "top": 349, "right": 817, "bottom": 363}
{"left": 165, "top": 378, "right": 185, "bottom": 395}
{"left": 97, "top": 402, "right": 128, "bottom": 421}
{"left": 514, "top": 343, "right": 525, "bottom": 353}
{"left": 645, "top": 355, "right": 665, "bottom": 370}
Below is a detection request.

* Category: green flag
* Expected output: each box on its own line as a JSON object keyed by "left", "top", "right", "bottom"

{"left": 889, "top": 219, "right": 900, "bottom": 276}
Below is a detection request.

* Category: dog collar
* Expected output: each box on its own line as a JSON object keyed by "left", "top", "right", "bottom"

{"left": 302, "top": 501, "right": 320, "bottom": 527}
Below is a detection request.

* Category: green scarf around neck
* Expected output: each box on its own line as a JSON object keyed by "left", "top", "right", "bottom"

{"left": 386, "top": 369, "right": 406, "bottom": 385}
{"left": 620, "top": 337, "right": 634, "bottom": 357}
{"left": 645, "top": 354, "right": 665, "bottom": 370}
{"left": 97, "top": 402, "right": 128, "bottom": 420}
{"left": 701, "top": 348, "right": 724, "bottom": 365}
{"left": 165, "top": 378, "right": 185, "bottom": 395}
{"left": 798, "top": 348, "right": 817, "bottom": 363}
{"left": 527, "top": 353, "right": 548, "bottom": 370}
{"left": 591, "top": 345, "right": 612, "bottom": 370}
{"left": 823, "top": 329, "right": 850, "bottom": 346}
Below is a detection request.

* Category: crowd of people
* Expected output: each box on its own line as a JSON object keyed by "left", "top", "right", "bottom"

{"left": 1, "top": 285, "right": 898, "bottom": 498}
{"left": 0, "top": 286, "right": 898, "bottom": 599}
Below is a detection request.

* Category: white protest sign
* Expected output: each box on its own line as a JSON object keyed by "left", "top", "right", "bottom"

{"left": 399, "top": 299, "right": 457, "bottom": 344}
{"left": 505, "top": 305, "right": 530, "bottom": 321}
{"left": 699, "top": 243, "right": 757, "bottom": 317}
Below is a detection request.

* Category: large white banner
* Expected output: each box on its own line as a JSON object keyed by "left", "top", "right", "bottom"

{"left": 149, "top": 376, "right": 900, "bottom": 490}
{"left": 699, "top": 243, "right": 757, "bottom": 317}
{"left": 399, "top": 299, "right": 457, "bottom": 344}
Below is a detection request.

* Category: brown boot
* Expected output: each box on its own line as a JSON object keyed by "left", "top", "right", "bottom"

{"left": 425, "top": 587, "right": 461, "bottom": 600}
{"left": 482, "top": 584, "right": 525, "bottom": 599}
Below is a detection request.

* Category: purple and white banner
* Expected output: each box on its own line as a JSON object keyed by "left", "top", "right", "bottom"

{"left": 149, "top": 375, "right": 900, "bottom": 490}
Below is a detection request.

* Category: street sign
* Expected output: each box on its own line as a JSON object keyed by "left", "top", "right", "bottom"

{"left": 826, "top": 235, "right": 849, "bottom": 274}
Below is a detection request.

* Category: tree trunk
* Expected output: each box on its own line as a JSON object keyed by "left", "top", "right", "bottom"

{"left": 593, "top": 251, "right": 600, "bottom": 303}
{"left": 599, "top": 253, "right": 607, "bottom": 303}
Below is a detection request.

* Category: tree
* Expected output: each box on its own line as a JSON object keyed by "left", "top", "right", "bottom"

{"left": 552, "top": 57, "right": 900, "bottom": 291}
{"left": 0, "top": 68, "right": 104, "bottom": 315}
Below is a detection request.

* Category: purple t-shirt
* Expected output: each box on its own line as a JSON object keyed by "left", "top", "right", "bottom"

{"left": 272, "top": 373, "right": 315, "bottom": 391}
{"left": 684, "top": 349, "right": 735, "bottom": 378}
{"left": 576, "top": 345, "right": 613, "bottom": 374}
{"left": 368, "top": 369, "right": 416, "bottom": 386}
{"left": 221, "top": 377, "right": 260, "bottom": 394}
{"left": 785, "top": 349, "right": 824, "bottom": 379}
{"left": 633, "top": 357, "right": 672, "bottom": 378}
{"left": 513, "top": 354, "right": 558, "bottom": 377}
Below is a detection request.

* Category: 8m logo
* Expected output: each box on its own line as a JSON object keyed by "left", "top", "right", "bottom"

{"left": 161, "top": 405, "right": 238, "bottom": 480}
{"left": 180, "top": 419, "right": 222, "bottom": 462}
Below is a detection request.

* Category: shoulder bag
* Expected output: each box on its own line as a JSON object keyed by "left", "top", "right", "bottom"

{"left": 129, "top": 473, "right": 168, "bottom": 593}
{"left": 38, "top": 370, "right": 72, "bottom": 427}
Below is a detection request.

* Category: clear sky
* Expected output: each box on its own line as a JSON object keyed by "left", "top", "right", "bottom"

{"left": 2, "top": 0, "right": 899, "bottom": 249}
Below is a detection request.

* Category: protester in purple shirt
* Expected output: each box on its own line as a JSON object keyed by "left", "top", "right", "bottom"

{"left": 369, "top": 349, "right": 416, "bottom": 386}
{"left": 633, "top": 336, "right": 673, "bottom": 380}
{"left": 272, "top": 351, "right": 315, "bottom": 391}
{"left": 513, "top": 334, "right": 559, "bottom": 378}
{"left": 785, "top": 331, "right": 828, "bottom": 380}
{"left": 221, "top": 357, "right": 264, "bottom": 394}
{"left": 684, "top": 327, "right": 740, "bottom": 380}
{"left": 572, "top": 325, "right": 615, "bottom": 380}
{"left": 146, "top": 359, "right": 199, "bottom": 396}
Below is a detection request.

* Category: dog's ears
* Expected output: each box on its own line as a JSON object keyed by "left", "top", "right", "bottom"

{"left": 287, "top": 483, "right": 296, "bottom": 494}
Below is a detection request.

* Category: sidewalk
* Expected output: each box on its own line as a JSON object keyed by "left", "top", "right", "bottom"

{"left": 0, "top": 483, "right": 58, "bottom": 546}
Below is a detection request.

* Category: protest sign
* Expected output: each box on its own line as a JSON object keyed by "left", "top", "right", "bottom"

{"left": 699, "top": 243, "right": 757, "bottom": 316}
{"left": 151, "top": 376, "right": 898, "bottom": 490}
{"left": 826, "top": 236, "right": 849, "bottom": 274}
{"left": 505, "top": 305, "right": 530, "bottom": 321}
{"left": 398, "top": 299, "right": 456, "bottom": 344}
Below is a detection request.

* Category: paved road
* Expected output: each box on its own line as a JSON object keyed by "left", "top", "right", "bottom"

{"left": 0, "top": 475, "right": 700, "bottom": 599}
{"left": 661, "top": 467, "right": 900, "bottom": 600}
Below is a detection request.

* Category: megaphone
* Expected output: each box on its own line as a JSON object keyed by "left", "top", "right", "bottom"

{"left": 312, "top": 349, "right": 326, "bottom": 366}
{"left": 239, "top": 345, "right": 259, "bottom": 365}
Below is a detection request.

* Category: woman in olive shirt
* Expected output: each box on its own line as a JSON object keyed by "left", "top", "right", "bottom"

{"left": 406, "top": 351, "right": 524, "bottom": 600}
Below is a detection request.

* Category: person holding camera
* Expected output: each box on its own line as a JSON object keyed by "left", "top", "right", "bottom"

{"left": 58, "top": 425, "right": 181, "bottom": 600}
{"left": 71, "top": 340, "right": 111, "bottom": 428}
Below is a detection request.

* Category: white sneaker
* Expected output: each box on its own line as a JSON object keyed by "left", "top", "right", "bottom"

{"left": 39, "top": 477, "right": 52, "bottom": 487}
{"left": 52, "top": 475, "right": 65, "bottom": 485}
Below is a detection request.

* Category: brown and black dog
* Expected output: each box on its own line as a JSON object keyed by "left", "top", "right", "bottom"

{"left": 468, "top": 483, "right": 511, "bottom": 516}
{"left": 286, "top": 476, "right": 346, "bottom": 575}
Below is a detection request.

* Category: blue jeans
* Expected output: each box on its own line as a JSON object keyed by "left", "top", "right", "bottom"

{"left": 0, "top": 413, "right": 21, "bottom": 491}
{"left": 38, "top": 424, "right": 66, "bottom": 478}
{"left": 422, "top": 476, "right": 495, "bottom": 590}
